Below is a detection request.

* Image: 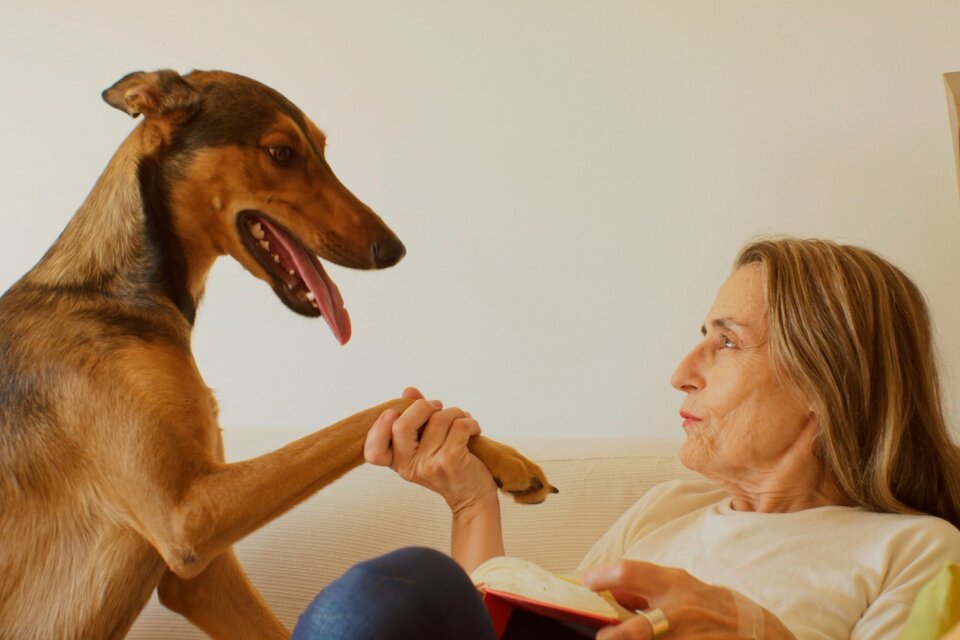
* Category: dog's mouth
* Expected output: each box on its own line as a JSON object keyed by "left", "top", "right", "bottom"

{"left": 236, "top": 210, "right": 351, "bottom": 345}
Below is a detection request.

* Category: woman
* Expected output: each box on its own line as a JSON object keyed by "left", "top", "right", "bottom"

{"left": 294, "top": 238, "right": 960, "bottom": 639}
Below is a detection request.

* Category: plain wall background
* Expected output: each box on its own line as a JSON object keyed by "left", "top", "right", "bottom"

{"left": 1, "top": 1, "right": 958, "bottom": 441}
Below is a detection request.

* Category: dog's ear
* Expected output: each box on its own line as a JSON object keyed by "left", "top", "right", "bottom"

{"left": 102, "top": 70, "right": 199, "bottom": 121}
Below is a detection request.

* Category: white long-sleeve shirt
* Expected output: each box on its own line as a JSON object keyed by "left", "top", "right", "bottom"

{"left": 577, "top": 479, "right": 960, "bottom": 639}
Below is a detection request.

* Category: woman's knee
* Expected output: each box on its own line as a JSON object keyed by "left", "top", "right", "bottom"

{"left": 357, "top": 546, "right": 465, "bottom": 583}
{"left": 293, "top": 547, "right": 495, "bottom": 640}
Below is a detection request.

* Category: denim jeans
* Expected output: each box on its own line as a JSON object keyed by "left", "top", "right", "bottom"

{"left": 292, "top": 547, "right": 595, "bottom": 640}
{"left": 292, "top": 547, "right": 496, "bottom": 640}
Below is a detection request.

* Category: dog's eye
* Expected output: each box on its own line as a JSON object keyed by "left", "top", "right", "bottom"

{"left": 268, "top": 146, "right": 293, "bottom": 164}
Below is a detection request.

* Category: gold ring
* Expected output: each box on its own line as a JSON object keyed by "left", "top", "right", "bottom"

{"left": 639, "top": 607, "right": 670, "bottom": 638}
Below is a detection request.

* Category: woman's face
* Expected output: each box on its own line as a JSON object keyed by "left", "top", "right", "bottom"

{"left": 671, "top": 264, "right": 817, "bottom": 487}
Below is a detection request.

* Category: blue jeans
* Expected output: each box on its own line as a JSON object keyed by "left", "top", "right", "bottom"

{"left": 292, "top": 547, "right": 496, "bottom": 640}
{"left": 293, "top": 547, "right": 596, "bottom": 640}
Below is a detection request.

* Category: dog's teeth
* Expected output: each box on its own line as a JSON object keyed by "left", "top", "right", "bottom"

{"left": 272, "top": 254, "right": 280, "bottom": 263}
{"left": 288, "top": 269, "right": 295, "bottom": 276}
{"left": 311, "top": 301, "right": 319, "bottom": 309}
{"left": 250, "top": 222, "right": 265, "bottom": 240}
{"left": 259, "top": 240, "right": 270, "bottom": 250}
{"left": 305, "top": 291, "right": 316, "bottom": 301}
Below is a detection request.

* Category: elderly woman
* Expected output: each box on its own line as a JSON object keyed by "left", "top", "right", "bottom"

{"left": 294, "top": 238, "right": 960, "bottom": 639}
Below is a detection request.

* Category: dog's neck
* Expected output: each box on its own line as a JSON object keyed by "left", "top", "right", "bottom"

{"left": 26, "top": 132, "right": 212, "bottom": 325}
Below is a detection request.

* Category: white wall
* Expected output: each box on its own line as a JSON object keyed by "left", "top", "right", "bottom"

{"left": 1, "top": 1, "right": 958, "bottom": 441}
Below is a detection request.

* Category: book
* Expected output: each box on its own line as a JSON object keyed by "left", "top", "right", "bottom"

{"left": 469, "top": 556, "right": 634, "bottom": 637}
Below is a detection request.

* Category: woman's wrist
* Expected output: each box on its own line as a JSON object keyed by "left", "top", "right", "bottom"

{"left": 448, "top": 485, "right": 498, "bottom": 518}
{"left": 450, "top": 491, "right": 504, "bottom": 573}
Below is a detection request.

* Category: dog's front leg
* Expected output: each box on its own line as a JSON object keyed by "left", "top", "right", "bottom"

{"left": 129, "top": 396, "right": 553, "bottom": 582}
{"left": 131, "top": 398, "right": 415, "bottom": 580}
{"left": 158, "top": 548, "right": 288, "bottom": 640}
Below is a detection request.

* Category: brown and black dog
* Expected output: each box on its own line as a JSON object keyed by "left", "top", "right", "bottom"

{"left": 0, "top": 70, "right": 555, "bottom": 640}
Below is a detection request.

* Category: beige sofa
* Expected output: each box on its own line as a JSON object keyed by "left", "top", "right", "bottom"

{"left": 128, "top": 432, "right": 693, "bottom": 638}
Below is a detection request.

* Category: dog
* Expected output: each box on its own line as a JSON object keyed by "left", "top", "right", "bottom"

{"left": 0, "top": 69, "right": 556, "bottom": 640}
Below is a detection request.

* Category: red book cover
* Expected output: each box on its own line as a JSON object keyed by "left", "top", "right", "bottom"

{"left": 480, "top": 587, "right": 621, "bottom": 638}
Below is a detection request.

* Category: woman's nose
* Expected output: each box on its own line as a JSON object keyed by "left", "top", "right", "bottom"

{"left": 671, "top": 346, "right": 704, "bottom": 393}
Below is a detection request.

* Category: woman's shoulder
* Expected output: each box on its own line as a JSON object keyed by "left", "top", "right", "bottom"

{"left": 802, "top": 506, "right": 960, "bottom": 581}
{"left": 631, "top": 478, "right": 729, "bottom": 516}
{"left": 870, "top": 511, "right": 960, "bottom": 557}
{"left": 821, "top": 505, "right": 960, "bottom": 542}
{"left": 592, "top": 478, "right": 729, "bottom": 552}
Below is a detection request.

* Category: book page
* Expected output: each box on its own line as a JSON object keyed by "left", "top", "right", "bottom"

{"left": 471, "top": 556, "right": 632, "bottom": 621}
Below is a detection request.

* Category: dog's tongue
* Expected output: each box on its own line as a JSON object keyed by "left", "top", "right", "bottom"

{"left": 259, "top": 219, "right": 352, "bottom": 345}
{"left": 292, "top": 251, "right": 352, "bottom": 345}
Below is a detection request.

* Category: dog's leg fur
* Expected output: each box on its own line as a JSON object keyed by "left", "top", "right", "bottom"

{"left": 121, "top": 391, "right": 548, "bottom": 581}
{"left": 158, "top": 549, "right": 287, "bottom": 640}
{"left": 135, "top": 398, "right": 412, "bottom": 579}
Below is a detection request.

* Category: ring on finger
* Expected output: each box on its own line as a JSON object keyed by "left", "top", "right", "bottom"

{"left": 638, "top": 607, "right": 670, "bottom": 638}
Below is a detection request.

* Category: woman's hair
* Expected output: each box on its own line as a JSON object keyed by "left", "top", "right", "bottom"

{"left": 735, "top": 237, "right": 960, "bottom": 528}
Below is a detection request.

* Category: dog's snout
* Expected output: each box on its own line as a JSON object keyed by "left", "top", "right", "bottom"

{"left": 372, "top": 235, "right": 406, "bottom": 269}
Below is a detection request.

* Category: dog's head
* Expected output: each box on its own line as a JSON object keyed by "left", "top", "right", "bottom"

{"left": 102, "top": 69, "right": 405, "bottom": 344}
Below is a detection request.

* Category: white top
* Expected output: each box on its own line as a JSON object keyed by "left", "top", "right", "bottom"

{"left": 577, "top": 479, "right": 960, "bottom": 639}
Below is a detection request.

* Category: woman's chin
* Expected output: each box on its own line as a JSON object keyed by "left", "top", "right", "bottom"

{"left": 678, "top": 438, "right": 705, "bottom": 473}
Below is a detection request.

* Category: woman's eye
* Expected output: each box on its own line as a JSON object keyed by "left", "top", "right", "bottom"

{"left": 721, "top": 335, "right": 736, "bottom": 349}
{"left": 268, "top": 146, "right": 293, "bottom": 164}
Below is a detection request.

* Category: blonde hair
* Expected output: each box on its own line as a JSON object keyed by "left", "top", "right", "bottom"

{"left": 735, "top": 237, "right": 960, "bottom": 528}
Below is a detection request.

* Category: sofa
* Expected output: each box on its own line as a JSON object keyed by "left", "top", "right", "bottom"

{"left": 127, "top": 432, "right": 695, "bottom": 638}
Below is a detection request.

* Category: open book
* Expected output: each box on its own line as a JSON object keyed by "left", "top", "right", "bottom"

{"left": 470, "top": 556, "right": 634, "bottom": 637}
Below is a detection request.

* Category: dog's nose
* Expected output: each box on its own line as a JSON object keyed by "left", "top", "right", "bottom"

{"left": 372, "top": 234, "right": 406, "bottom": 269}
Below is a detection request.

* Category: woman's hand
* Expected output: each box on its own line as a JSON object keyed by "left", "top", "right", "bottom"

{"left": 580, "top": 560, "right": 796, "bottom": 639}
{"left": 364, "top": 387, "right": 499, "bottom": 514}
{"left": 365, "top": 387, "right": 506, "bottom": 571}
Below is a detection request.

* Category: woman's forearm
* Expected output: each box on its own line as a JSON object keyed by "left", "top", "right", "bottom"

{"left": 450, "top": 492, "right": 505, "bottom": 574}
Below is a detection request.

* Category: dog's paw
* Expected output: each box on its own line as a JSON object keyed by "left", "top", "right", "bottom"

{"left": 467, "top": 436, "right": 558, "bottom": 504}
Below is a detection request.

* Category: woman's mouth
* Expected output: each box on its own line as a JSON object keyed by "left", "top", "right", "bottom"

{"left": 680, "top": 411, "right": 702, "bottom": 429}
